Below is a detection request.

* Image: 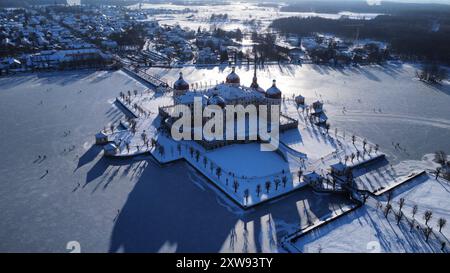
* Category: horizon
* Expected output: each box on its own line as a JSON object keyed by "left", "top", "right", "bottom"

{"left": 63, "top": 0, "right": 450, "bottom": 6}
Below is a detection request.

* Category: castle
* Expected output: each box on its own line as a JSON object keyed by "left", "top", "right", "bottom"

{"left": 159, "top": 66, "right": 298, "bottom": 150}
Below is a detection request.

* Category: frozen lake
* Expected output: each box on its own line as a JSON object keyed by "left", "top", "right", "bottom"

{"left": 147, "top": 63, "right": 450, "bottom": 164}
{"left": 0, "top": 70, "right": 352, "bottom": 252}
{"left": 0, "top": 63, "right": 448, "bottom": 252}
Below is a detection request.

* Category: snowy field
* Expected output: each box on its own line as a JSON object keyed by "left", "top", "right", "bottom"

{"left": 391, "top": 172, "right": 450, "bottom": 238}
{"left": 0, "top": 70, "right": 353, "bottom": 252}
{"left": 146, "top": 63, "right": 450, "bottom": 164}
{"left": 205, "top": 143, "right": 288, "bottom": 177}
{"left": 129, "top": 2, "right": 380, "bottom": 32}
{"left": 281, "top": 126, "right": 336, "bottom": 161}
{"left": 291, "top": 205, "right": 444, "bottom": 253}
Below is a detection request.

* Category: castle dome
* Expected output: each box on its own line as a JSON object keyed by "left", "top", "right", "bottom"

{"left": 174, "top": 72, "right": 189, "bottom": 91}
{"left": 225, "top": 67, "right": 240, "bottom": 85}
{"left": 266, "top": 80, "right": 282, "bottom": 99}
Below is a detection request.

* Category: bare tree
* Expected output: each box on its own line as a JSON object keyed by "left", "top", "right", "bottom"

{"left": 384, "top": 203, "right": 392, "bottom": 218}
{"left": 395, "top": 211, "right": 403, "bottom": 225}
{"left": 195, "top": 150, "right": 200, "bottom": 162}
{"left": 437, "top": 218, "right": 447, "bottom": 233}
{"left": 203, "top": 156, "right": 208, "bottom": 168}
{"left": 274, "top": 179, "right": 281, "bottom": 191}
{"left": 298, "top": 169, "right": 303, "bottom": 181}
{"left": 434, "top": 151, "right": 447, "bottom": 165}
{"left": 216, "top": 167, "right": 222, "bottom": 179}
{"left": 244, "top": 189, "right": 249, "bottom": 205}
{"left": 423, "top": 227, "right": 433, "bottom": 242}
{"left": 424, "top": 210, "right": 433, "bottom": 226}
{"left": 233, "top": 180, "right": 239, "bottom": 193}
{"left": 282, "top": 176, "right": 288, "bottom": 188}
{"left": 265, "top": 181, "right": 271, "bottom": 193}
{"left": 398, "top": 198, "right": 405, "bottom": 212}
{"left": 387, "top": 191, "right": 393, "bottom": 205}
{"left": 412, "top": 205, "right": 418, "bottom": 219}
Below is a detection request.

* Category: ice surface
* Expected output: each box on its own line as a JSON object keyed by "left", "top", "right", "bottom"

{"left": 146, "top": 63, "right": 450, "bottom": 163}
{"left": 0, "top": 70, "right": 352, "bottom": 252}
{"left": 1, "top": 61, "right": 449, "bottom": 252}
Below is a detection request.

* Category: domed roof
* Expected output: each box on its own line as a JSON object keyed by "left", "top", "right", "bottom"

{"left": 226, "top": 67, "right": 240, "bottom": 85}
{"left": 174, "top": 72, "right": 189, "bottom": 91}
{"left": 266, "top": 80, "right": 282, "bottom": 99}
{"left": 207, "top": 94, "right": 226, "bottom": 108}
{"left": 254, "top": 86, "right": 266, "bottom": 94}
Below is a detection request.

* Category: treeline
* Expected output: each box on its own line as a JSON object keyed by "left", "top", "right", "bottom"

{"left": 80, "top": 0, "right": 140, "bottom": 6}
{"left": 271, "top": 15, "right": 450, "bottom": 63}
{"left": 280, "top": 1, "right": 450, "bottom": 16}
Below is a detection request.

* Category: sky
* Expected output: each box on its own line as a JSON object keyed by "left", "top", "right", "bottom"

{"left": 365, "top": 0, "right": 450, "bottom": 4}
{"left": 64, "top": 0, "right": 450, "bottom": 6}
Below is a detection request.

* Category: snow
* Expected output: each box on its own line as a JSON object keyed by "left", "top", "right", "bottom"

{"left": 1, "top": 61, "right": 449, "bottom": 252}
{"left": 205, "top": 143, "right": 289, "bottom": 177}
{"left": 129, "top": 2, "right": 380, "bottom": 32}
{"left": 0, "top": 70, "right": 356, "bottom": 252}
{"left": 280, "top": 126, "right": 336, "bottom": 161}
{"left": 289, "top": 157, "right": 450, "bottom": 253}
{"left": 146, "top": 63, "right": 450, "bottom": 164}
{"left": 291, "top": 205, "right": 444, "bottom": 253}
{"left": 392, "top": 174, "right": 450, "bottom": 238}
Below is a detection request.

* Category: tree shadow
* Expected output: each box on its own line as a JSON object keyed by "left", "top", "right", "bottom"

{"left": 108, "top": 159, "right": 352, "bottom": 253}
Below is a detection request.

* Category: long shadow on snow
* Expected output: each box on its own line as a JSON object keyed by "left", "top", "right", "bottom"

{"left": 108, "top": 160, "right": 350, "bottom": 252}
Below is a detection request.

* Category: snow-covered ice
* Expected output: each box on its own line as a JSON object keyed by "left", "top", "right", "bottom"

{"left": 0, "top": 70, "right": 353, "bottom": 252}
{"left": 1, "top": 61, "right": 449, "bottom": 252}
{"left": 205, "top": 144, "right": 289, "bottom": 177}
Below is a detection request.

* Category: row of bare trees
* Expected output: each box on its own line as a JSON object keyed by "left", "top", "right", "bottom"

{"left": 380, "top": 195, "right": 447, "bottom": 249}
{"left": 182, "top": 143, "right": 294, "bottom": 204}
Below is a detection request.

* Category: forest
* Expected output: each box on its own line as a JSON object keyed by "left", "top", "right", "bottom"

{"left": 271, "top": 13, "right": 450, "bottom": 63}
